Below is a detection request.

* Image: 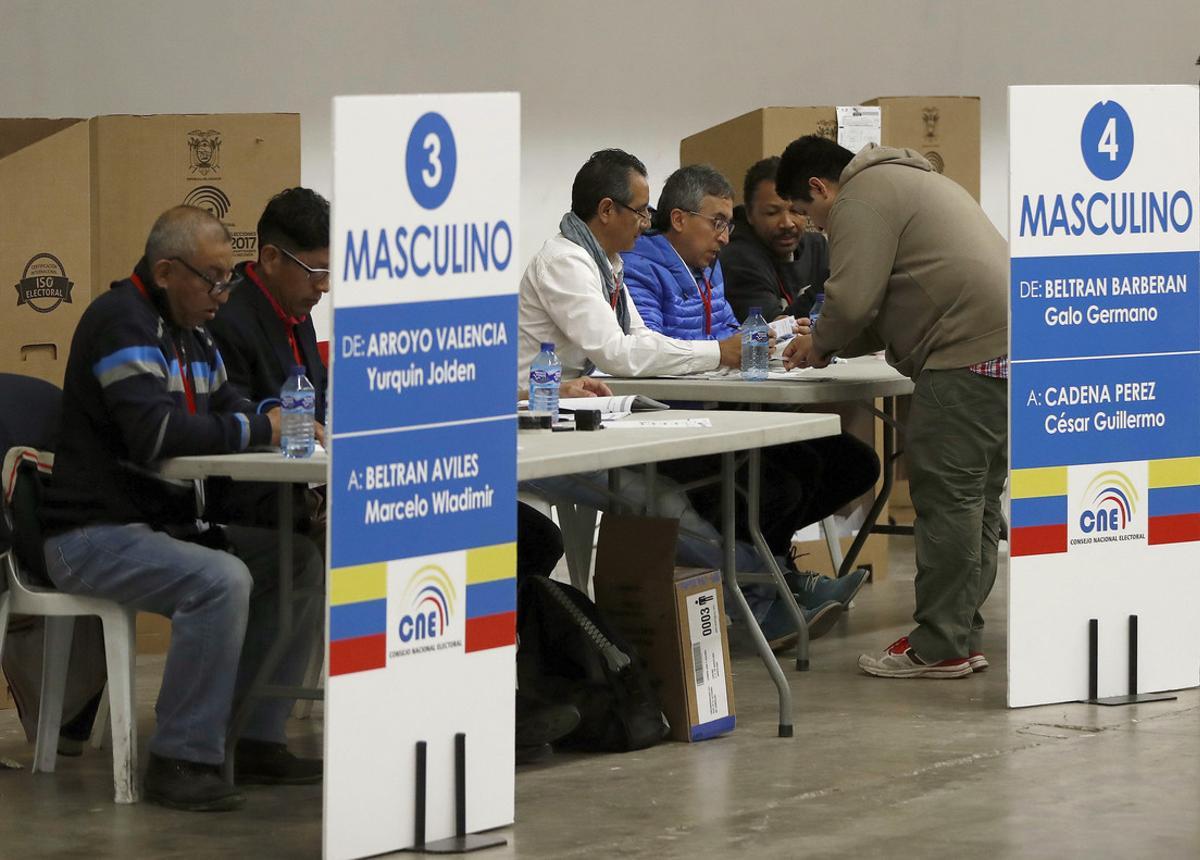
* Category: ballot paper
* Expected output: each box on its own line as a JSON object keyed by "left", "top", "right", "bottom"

{"left": 836, "top": 105, "right": 881, "bottom": 153}
{"left": 604, "top": 418, "right": 713, "bottom": 429}
{"left": 769, "top": 316, "right": 797, "bottom": 342}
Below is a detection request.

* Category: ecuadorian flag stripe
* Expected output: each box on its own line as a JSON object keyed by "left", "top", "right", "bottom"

{"left": 465, "top": 579, "right": 516, "bottom": 619}
{"left": 1149, "top": 457, "right": 1200, "bottom": 489}
{"left": 467, "top": 542, "right": 516, "bottom": 584}
{"left": 330, "top": 599, "right": 386, "bottom": 641}
{"left": 331, "top": 563, "right": 387, "bottom": 606}
{"left": 330, "top": 634, "right": 386, "bottom": 676}
{"left": 1148, "top": 485, "right": 1200, "bottom": 517}
{"left": 1011, "top": 466, "right": 1067, "bottom": 499}
{"left": 1011, "top": 496, "right": 1067, "bottom": 528}
{"left": 465, "top": 613, "right": 516, "bottom": 654}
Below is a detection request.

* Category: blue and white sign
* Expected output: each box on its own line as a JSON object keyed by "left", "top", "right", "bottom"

{"left": 325, "top": 93, "right": 520, "bottom": 860}
{"left": 1008, "top": 85, "right": 1200, "bottom": 708}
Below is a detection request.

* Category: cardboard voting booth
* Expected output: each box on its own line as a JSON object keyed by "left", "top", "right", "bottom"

{"left": 1007, "top": 85, "right": 1200, "bottom": 707}
{"left": 325, "top": 93, "right": 520, "bottom": 859}
{"left": 0, "top": 114, "right": 300, "bottom": 387}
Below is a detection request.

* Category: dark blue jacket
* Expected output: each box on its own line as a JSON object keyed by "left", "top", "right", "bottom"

{"left": 42, "top": 258, "right": 272, "bottom": 534}
{"left": 621, "top": 233, "right": 740, "bottom": 340}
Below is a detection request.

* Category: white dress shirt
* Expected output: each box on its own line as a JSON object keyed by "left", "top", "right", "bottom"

{"left": 517, "top": 233, "right": 722, "bottom": 387}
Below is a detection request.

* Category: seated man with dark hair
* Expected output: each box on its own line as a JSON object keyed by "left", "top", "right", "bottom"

{"left": 207, "top": 187, "right": 330, "bottom": 534}
{"left": 721, "top": 156, "right": 830, "bottom": 324}
{"left": 41, "top": 205, "right": 322, "bottom": 812}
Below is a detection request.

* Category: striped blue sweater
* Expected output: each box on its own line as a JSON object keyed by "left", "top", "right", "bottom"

{"left": 42, "top": 259, "right": 272, "bottom": 534}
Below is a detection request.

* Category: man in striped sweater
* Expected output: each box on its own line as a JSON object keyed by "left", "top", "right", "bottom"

{"left": 41, "top": 206, "right": 322, "bottom": 811}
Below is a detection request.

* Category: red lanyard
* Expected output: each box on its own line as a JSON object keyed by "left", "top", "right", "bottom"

{"left": 130, "top": 272, "right": 196, "bottom": 414}
{"left": 610, "top": 273, "right": 623, "bottom": 312}
{"left": 776, "top": 269, "right": 794, "bottom": 305}
{"left": 246, "top": 262, "right": 305, "bottom": 366}
{"left": 697, "top": 274, "right": 714, "bottom": 335}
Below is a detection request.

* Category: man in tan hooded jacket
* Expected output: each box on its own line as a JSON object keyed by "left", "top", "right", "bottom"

{"left": 779, "top": 136, "right": 1008, "bottom": 679}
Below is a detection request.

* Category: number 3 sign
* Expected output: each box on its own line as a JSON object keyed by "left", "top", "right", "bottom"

{"left": 405, "top": 112, "right": 458, "bottom": 209}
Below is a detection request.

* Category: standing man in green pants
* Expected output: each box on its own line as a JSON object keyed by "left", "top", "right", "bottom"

{"left": 777, "top": 136, "right": 1008, "bottom": 679}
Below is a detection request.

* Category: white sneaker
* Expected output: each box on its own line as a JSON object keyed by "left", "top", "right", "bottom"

{"left": 858, "top": 637, "right": 973, "bottom": 679}
{"left": 968, "top": 652, "right": 989, "bottom": 672}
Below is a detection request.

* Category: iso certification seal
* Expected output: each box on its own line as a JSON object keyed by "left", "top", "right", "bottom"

{"left": 14, "top": 252, "right": 75, "bottom": 313}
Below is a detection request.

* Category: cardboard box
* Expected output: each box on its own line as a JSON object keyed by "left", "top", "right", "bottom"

{"left": 1, "top": 113, "right": 300, "bottom": 386}
{"left": 862, "top": 96, "right": 981, "bottom": 200}
{"left": 595, "top": 515, "right": 736, "bottom": 743}
{"left": 681, "top": 107, "right": 837, "bottom": 204}
{"left": 680, "top": 98, "right": 979, "bottom": 204}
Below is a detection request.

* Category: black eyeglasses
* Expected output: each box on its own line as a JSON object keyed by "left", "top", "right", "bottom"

{"left": 171, "top": 257, "right": 239, "bottom": 296}
{"left": 613, "top": 199, "right": 652, "bottom": 224}
{"left": 684, "top": 210, "right": 734, "bottom": 236}
{"left": 275, "top": 245, "right": 331, "bottom": 284}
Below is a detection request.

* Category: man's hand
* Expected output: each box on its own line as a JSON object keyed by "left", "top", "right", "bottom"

{"left": 561, "top": 377, "right": 613, "bottom": 398}
{"left": 782, "top": 334, "right": 831, "bottom": 370}
{"left": 314, "top": 421, "right": 326, "bottom": 447}
{"left": 794, "top": 316, "right": 813, "bottom": 337}
{"left": 266, "top": 407, "right": 282, "bottom": 447}
{"left": 718, "top": 331, "right": 777, "bottom": 369}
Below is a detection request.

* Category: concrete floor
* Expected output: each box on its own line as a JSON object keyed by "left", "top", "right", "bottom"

{"left": 1, "top": 537, "right": 1197, "bottom": 859}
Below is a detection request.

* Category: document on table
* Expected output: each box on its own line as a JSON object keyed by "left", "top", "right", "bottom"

{"left": 604, "top": 418, "right": 713, "bottom": 428}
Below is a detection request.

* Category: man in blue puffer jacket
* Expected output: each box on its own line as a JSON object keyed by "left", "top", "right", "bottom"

{"left": 621, "top": 165, "right": 879, "bottom": 650}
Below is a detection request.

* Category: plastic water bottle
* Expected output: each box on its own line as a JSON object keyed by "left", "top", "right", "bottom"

{"left": 741, "top": 307, "right": 769, "bottom": 381}
{"left": 808, "top": 292, "right": 826, "bottom": 330}
{"left": 280, "top": 365, "right": 316, "bottom": 458}
{"left": 529, "top": 342, "right": 562, "bottom": 423}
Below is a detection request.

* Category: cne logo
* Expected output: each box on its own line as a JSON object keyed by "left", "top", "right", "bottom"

{"left": 182, "top": 185, "right": 232, "bottom": 220}
{"left": 1078, "top": 470, "right": 1137, "bottom": 534}
{"left": 397, "top": 564, "right": 456, "bottom": 643}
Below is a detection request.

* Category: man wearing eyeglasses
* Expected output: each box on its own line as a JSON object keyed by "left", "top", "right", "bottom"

{"left": 208, "top": 188, "right": 330, "bottom": 532}
{"left": 618, "top": 165, "right": 876, "bottom": 646}
{"left": 41, "top": 206, "right": 323, "bottom": 811}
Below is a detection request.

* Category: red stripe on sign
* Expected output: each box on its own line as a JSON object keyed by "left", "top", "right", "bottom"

{"left": 465, "top": 612, "right": 516, "bottom": 653}
{"left": 330, "top": 633, "right": 387, "bottom": 676}
{"left": 1010, "top": 524, "right": 1067, "bottom": 557}
{"left": 1148, "top": 513, "right": 1200, "bottom": 545}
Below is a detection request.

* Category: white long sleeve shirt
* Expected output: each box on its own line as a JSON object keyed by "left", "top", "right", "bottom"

{"left": 517, "top": 233, "right": 721, "bottom": 387}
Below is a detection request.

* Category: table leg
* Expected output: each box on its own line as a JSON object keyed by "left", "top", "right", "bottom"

{"left": 743, "top": 448, "right": 811, "bottom": 672}
{"left": 838, "top": 395, "right": 897, "bottom": 579}
{"left": 721, "top": 452, "right": 794, "bottom": 738}
{"left": 222, "top": 483, "right": 296, "bottom": 783}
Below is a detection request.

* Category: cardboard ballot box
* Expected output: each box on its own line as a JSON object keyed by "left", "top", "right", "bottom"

{"left": 0, "top": 113, "right": 300, "bottom": 386}
{"left": 595, "top": 515, "right": 736, "bottom": 743}
{"left": 680, "top": 96, "right": 979, "bottom": 204}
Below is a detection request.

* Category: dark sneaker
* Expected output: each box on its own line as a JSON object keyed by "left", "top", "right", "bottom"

{"left": 515, "top": 694, "right": 580, "bottom": 750}
{"left": 144, "top": 752, "right": 245, "bottom": 812}
{"left": 858, "top": 637, "right": 973, "bottom": 679}
{"left": 785, "top": 567, "right": 870, "bottom": 610}
{"left": 968, "top": 652, "right": 989, "bottom": 672}
{"left": 759, "top": 598, "right": 844, "bottom": 652}
{"left": 234, "top": 739, "right": 323, "bottom": 786}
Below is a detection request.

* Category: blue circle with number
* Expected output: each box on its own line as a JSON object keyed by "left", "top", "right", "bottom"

{"left": 405, "top": 112, "right": 457, "bottom": 209}
{"left": 1080, "top": 101, "right": 1134, "bottom": 181}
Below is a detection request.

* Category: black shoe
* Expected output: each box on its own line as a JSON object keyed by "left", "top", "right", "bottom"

{"left": 144, "top": 752, "right": 245, "bottom": 812}
{"left": 515, "top": 694, "right": 580, "bottom": 749}
{"left": 233, "top": 739, "right": 323, "bottom": 786}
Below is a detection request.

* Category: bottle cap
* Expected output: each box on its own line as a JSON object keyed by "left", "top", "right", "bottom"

{"left": 291, "top": 364, "right": 306, "bottom": 375}
{"left": 748, "top": 306, "right": 761, "bottom": 316}
{"left": 815, "top": 293, "right": 825, "bottom": 301}
{"left": 540, "top": 342, "right": 555, "bottom": 352}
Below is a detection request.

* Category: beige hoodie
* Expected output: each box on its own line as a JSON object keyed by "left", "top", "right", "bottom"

{"left": 812, "top": 144, "right": 1008, "bottom": 379}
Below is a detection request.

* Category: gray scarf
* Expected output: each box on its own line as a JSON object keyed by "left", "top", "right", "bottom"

{"left": 559, "top": 212, "right": 631, "bottom": 342}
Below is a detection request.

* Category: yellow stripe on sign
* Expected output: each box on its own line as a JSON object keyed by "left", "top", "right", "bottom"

{"left": 1149, "top": 457, "right": 1200, "bottom": 489}
{"left": 467, "top": 543, "right": 516, "bottom": 584}
{"left": 330, "top": 563, "right": 387, "bottom": 605}
{"left": 1010, "top": 466, "right": 1067, "bottom": 499}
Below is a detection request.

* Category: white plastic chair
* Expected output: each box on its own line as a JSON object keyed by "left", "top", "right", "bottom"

{"left": 1, "top": 447, "right": 140, "bottom": 804}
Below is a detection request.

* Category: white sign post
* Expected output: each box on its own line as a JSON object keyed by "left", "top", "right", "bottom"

{"left": 324, "top": 93, "right": 520, "bottom": 858}
{"left": 1008, "top": 85, "right": 1200, "bottom": 707}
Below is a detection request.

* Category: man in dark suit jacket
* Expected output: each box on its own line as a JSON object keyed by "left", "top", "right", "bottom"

{"left": 207, "top": 188, "right": 330, "bottom": 529}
